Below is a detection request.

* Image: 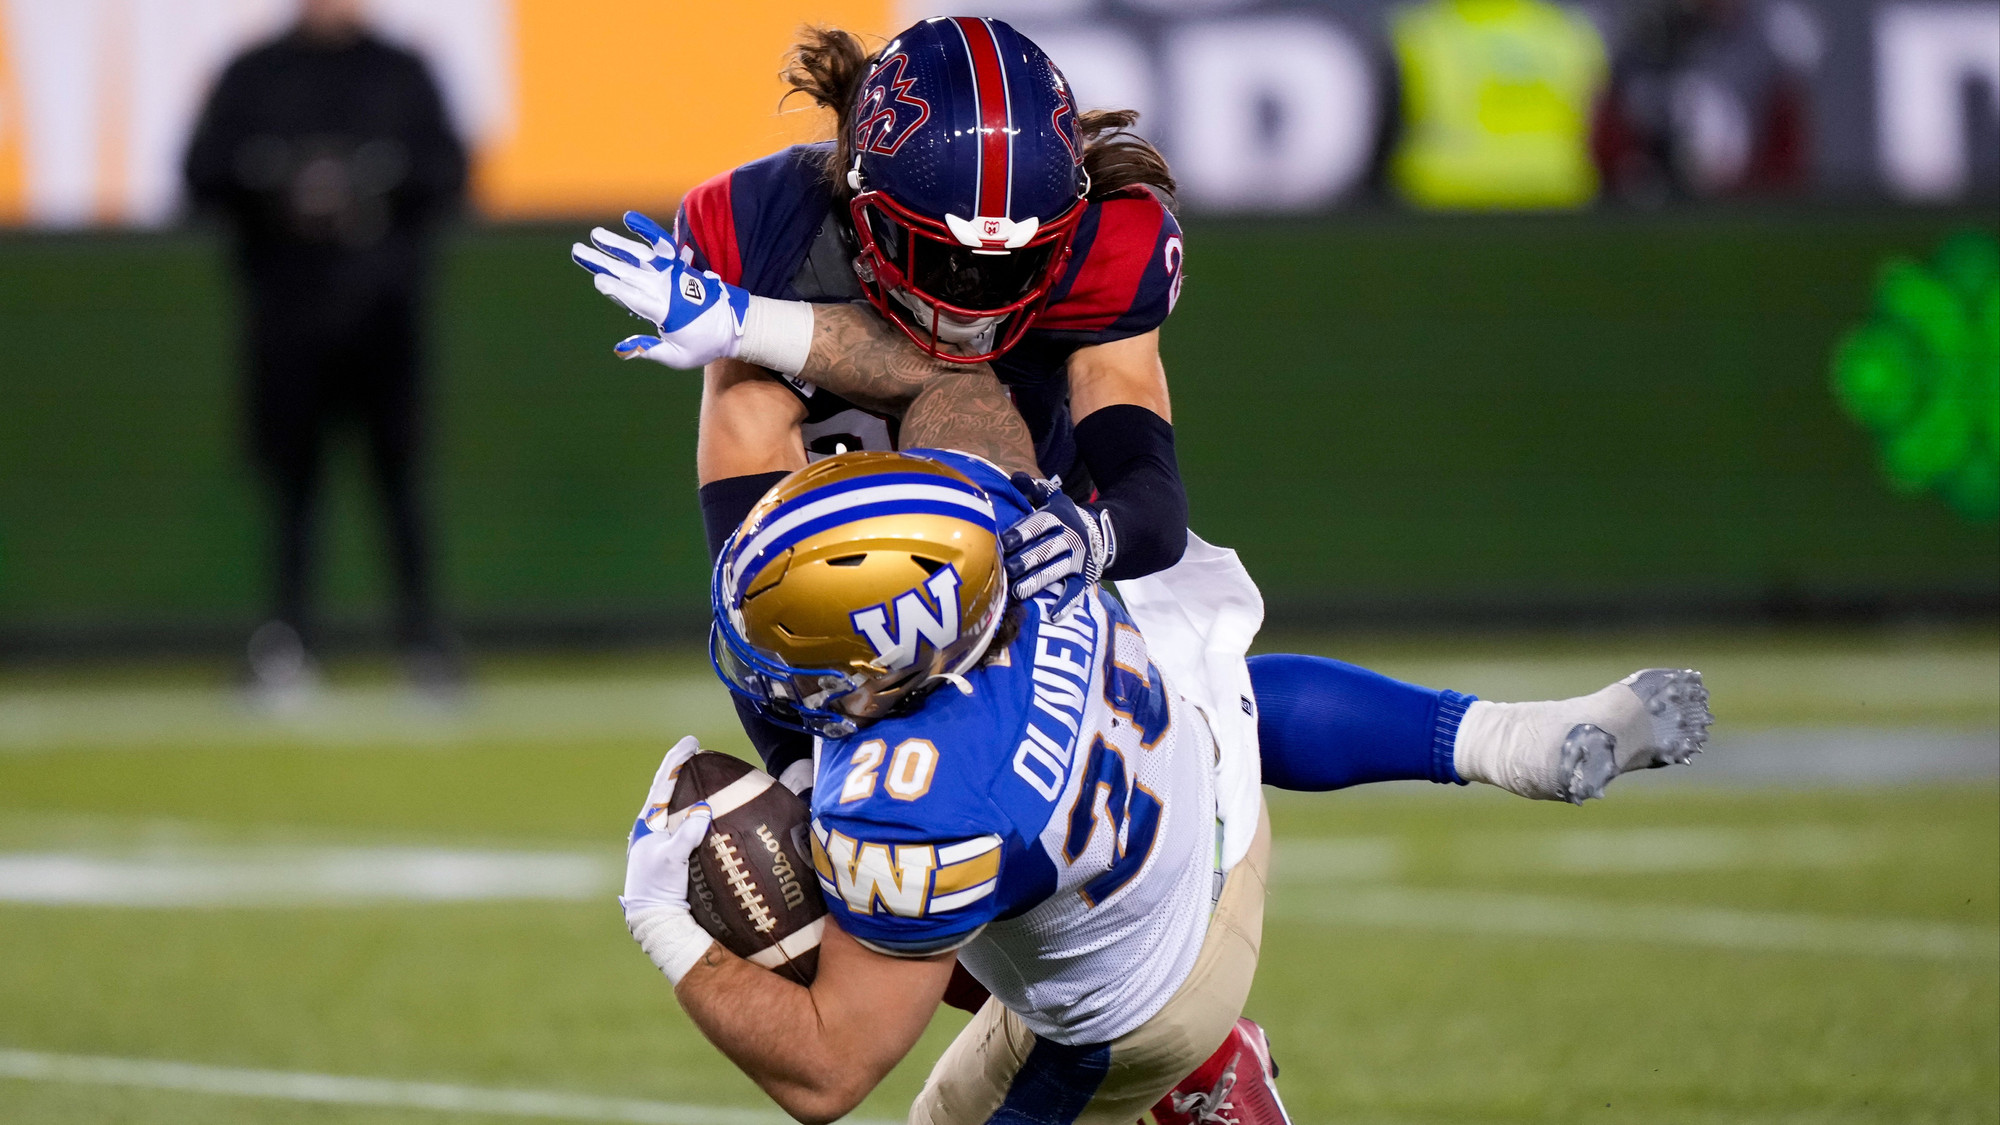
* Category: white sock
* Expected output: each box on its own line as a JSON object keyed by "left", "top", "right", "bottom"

{"left": 1453, "top": 682, "right": 1651, "bottom": 801}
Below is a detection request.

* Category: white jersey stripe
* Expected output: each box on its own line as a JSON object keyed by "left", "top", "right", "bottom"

{"left": 938, "top": 835, "right": 1002, "bottom": 864}
{"left": 930, "top": 879, "right": 998, "bottom": 913}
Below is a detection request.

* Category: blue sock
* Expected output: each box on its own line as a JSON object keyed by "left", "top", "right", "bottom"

{"left": 1249, "top": 653, "right": 1473, "bottom": 790}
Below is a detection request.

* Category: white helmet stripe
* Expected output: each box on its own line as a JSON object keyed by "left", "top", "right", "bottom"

{"left": 728, "top": 482, "right": 996, "bottom": 590}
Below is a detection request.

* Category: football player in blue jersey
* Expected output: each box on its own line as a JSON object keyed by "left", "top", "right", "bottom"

{"left": 574, "top": 17, "right": 1192, "bottom": 791}
{"left": 617, "top": 397, "right": 1712, "bottom": 1122}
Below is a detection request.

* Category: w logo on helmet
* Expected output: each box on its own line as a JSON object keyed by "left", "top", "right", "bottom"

{"left": 850, "top": 567, "right": 962, "bottom": 672}
{"left": 854, "top": 53, "right": 931, "bottom": 156}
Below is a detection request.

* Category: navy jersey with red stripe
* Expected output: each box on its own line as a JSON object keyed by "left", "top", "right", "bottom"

{"left": 673, "top": 143, "right": 1183, "bottom": 480}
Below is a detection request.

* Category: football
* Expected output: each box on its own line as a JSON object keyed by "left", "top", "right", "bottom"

{"left": 667, "top": 750, "right": 825, "bottom": 985}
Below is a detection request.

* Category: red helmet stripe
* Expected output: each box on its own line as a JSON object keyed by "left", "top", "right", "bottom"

{"left": 952, "top": 16, "right": 1011, "bottom": 220}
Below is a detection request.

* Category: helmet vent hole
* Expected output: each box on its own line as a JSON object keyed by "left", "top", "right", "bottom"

{"left": 827, "top": 554, "right": 867, "bottom": 567}
{"left": 910, "top": 556, "right": 946, "bottom": 575}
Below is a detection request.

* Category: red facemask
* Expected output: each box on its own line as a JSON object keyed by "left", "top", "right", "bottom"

{"left": 848, "top": 188, "right": 1084, "bottom": 364}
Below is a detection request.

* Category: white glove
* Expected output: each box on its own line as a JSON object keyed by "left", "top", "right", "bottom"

{"left": 621, "top": 735, "right": 718, "bottom": 985}
{"left": 570, "top": 212, "right": 813, "bottom": 374}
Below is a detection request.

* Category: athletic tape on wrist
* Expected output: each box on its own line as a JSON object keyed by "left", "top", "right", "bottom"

{"left": 737, "top": 296, "right": 816, "bottom": 376}
{"left": 625, "top": 904, "right": 715, "bottom": 985}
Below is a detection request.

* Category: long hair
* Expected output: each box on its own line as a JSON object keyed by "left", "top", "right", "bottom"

{"left": 779, "top": 26, "right": 1177, "bottom": 207}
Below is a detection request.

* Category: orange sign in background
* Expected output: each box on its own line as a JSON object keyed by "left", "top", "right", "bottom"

{"left": 0, "top": 0, "right": 891, "bottom": 227}
{"left": 479, "top": 0, "right": 889, "bottom": 218}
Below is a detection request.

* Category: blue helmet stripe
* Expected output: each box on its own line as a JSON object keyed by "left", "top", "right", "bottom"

{"left": 751, "top": 471, "right": 986, "bottom": 528}
{"left": 726, "top": 483, "right": 997, "bottom": 593}
{"left": 725, "top": 474, "right": 991, "bottom": 577}
{"left": 729, "top": 499, "right": 998, "bottom": 593}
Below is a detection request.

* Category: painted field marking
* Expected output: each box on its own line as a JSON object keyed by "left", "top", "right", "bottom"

{"left": 1269, "top": 885, "right": 1999, "bottom": 962}
{"left": 0, "top": 1048, "right": 898, "bottom": 1125}
{"left": 0, "top": 847, "right": 618, "bottom": 906}
{"left": 0, "top": 676, "right": 741, "bottom": 753}
{"left": 3, "top": 838, "right": 1988, "bottom": 962}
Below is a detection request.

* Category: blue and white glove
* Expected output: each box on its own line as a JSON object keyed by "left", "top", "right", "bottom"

{"left": 570, "top": 212, "right": 814, "bottom": 374}
{"left": 621, "top": 735, "right": 717, "bottom": 985}
{"left": 1000, "top": 473, "right": 1116, "bottom": 618}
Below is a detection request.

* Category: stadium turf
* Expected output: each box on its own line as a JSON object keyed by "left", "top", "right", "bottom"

{"left": 0, "top": 636, "right": 1994, "bottom": 1124}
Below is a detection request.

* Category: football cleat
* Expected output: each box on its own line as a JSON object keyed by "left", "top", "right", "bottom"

{"left": 1456, "top": 668, "right": 1714, "bottom": 803}
{"left": 1148, "top": 1017, "right": 1294, "bottom": 1125}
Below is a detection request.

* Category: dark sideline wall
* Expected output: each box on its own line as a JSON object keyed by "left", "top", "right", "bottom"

{"left": 1, "top": 212, "right": 1994, "bottom": 646}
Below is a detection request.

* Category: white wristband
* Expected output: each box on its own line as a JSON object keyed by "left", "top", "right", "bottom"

{"left": 736, "top": 295, "right": 816, "bottom": 376}
{"left": 625, "top": 904, "right": 716, "bottom": 986}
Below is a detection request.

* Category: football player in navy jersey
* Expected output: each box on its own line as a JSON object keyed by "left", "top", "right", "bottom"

{"left": 574, "top": 17, "right": 1190, "bottom": 790}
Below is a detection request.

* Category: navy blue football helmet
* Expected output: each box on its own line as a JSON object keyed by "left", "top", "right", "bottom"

{"left": 845, "top": 16, "right": 1087, "bottom": 363}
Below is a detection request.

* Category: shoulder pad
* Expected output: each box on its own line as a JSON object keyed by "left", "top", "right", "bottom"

{"left": 674, "top": 144, "right": 835, "bottom": 294}
{"left": 1033, "top": 189, "right": 1184, "bottom": 342}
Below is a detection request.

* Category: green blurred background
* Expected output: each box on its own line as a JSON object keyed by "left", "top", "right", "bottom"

{"left": 4, "top": 211, "right": 1994, "bottom": 649}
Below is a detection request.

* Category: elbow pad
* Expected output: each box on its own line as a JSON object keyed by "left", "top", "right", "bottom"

{"left": 1073, "top": 404, "right": 1187, "bottom": 581}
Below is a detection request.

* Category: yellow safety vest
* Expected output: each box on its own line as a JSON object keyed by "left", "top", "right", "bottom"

{"left": 1391, "top": 0, "right": 1608, "bottom": 209}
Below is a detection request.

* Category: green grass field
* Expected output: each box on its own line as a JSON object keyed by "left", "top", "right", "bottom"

{"left": 1, "top": 631, "right": 1995, "bottom": 1124}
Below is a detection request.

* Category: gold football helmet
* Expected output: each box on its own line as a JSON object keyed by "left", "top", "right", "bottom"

{"left": 710, "top": 451, "right": 1008, "bottom": 736}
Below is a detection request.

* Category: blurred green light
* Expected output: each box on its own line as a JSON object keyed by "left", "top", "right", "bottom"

{"left": 1832, "top": 230, "right": 2000, "bottom": 522}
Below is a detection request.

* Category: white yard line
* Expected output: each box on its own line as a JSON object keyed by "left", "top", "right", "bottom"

{"left": 0, "top": 847, "right": 617, "bottom": 906}
{"left": 0, "top": 1048, "right": 897, "bottom": 1125}
{"left": 0, "top": 677, "right": 739, "bottom": 753}
{"left": 2, "top": 836, "right": 1990, "bottom": 967}
{"left": 1269, "top": 885, "right": 2000, "bottom": 962}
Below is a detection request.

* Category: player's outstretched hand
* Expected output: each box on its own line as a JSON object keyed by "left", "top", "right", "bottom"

{"left": 620, "top": 735, "right": 718, "bottom": 984}
{"left": 1001, "top": 473, "right": 1116, "bottom": 618}
{"left": 571, "top": 212, "right": 751, "bottom": 370}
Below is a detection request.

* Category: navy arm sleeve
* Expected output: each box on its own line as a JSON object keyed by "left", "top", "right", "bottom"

{"left": 699, "top": 472, "right": 815, "bottom": 786}
{"left": 1074, "top": 404, "right": 1187, "bottom": 581}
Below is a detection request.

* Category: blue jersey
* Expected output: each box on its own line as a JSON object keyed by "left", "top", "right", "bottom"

{"left": 674, "top": 144, "right": 1186, "bottom": 481}
{"left": 806, "top": 449, "right": 1219, "bottom": 1044}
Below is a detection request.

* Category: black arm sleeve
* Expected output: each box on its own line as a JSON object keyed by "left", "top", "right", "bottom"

{"left": 1073, "top": 404, "right": 1188, "bottom": 581}
{"left": 699, "top": 471, "right": 789, "bottom": 563}
{"left": 699, "top": 472, "right": 816, "bottom": 787}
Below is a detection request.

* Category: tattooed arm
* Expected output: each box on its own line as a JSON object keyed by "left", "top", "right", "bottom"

{"left": 798, "top": 303, "right": 1038, "bottom": 478}
{"left": 899, "top": 368, "right": 1039, "bottom": 478}
{"left": 795, "top": 303, "right": 971, "bottom": 414}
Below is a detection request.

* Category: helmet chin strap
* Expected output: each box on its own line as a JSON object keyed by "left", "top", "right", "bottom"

{"left": 889, "top": 288, "right": 1001, "bottom": 349}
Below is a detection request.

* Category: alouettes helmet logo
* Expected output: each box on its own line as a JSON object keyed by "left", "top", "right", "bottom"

{"left": 853, "top": 53, "right": 931, "bottom": 157}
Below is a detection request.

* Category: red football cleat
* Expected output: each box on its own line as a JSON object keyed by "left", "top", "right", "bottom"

{"left": 1146, "top": 1017, "right": 1293, "bottom": 1124}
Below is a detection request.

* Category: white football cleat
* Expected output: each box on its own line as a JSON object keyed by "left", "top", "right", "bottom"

{"left": 1454, "top": 669, "right": 1712, "bottom": 804}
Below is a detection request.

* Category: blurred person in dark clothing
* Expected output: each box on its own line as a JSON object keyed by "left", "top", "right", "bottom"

{"left": 185, "top": 0, "right": 465, "bottom": 702}
{"left": 1593, "top": 0, "right": 1819, "bottom": 202}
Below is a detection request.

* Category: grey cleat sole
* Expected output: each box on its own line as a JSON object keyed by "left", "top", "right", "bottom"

{"left": 1559, "top": 669, "right": 1713, "bottom": 803}
{"left": 1557, "top": 723, "right": 1620, "bottom": 805}
{"left": 1622, "top": 667, "right": 1713, "bottom": 769}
